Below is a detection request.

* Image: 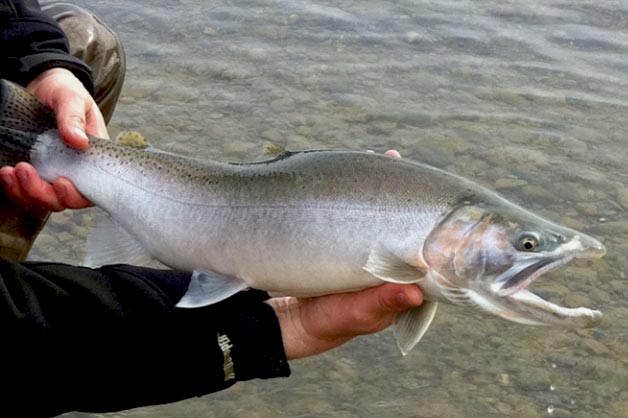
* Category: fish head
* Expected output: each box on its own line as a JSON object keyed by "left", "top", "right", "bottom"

{"left": 423, "top": 196, "right": 605, "bottom": 328}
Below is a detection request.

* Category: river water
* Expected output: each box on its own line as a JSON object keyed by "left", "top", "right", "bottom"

{"left": 32, "top": 1, "right": 628, "bottom": 417}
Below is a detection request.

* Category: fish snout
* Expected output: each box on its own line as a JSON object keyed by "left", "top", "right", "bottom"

{"left": 574, "top": 234, "right": 606, "bottom": 259}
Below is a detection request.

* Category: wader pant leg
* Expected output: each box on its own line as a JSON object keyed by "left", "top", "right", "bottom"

{"left": 0, "top": 2, "right": 126, "bottom": 261}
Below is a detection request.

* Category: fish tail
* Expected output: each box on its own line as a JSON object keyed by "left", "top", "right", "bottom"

{"left": 0, "top": 79, "right": 56, "bottom": 166}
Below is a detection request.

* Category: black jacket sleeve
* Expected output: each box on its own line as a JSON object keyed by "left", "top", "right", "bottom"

{"left": 0, "top": 0, "right": 94, "bottom": 92}
{"left": 0, "top": 260, "right": 290, "bottom": 417}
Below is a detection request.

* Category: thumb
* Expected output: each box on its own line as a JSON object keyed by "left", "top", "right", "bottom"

{"left": 55, "top": 91, "right": 90, "bottom": 149}
{"left": 340, "top": 283, "right": 424, "bottom": 336}
{"left": 372, "top": 283, "right": 424, "bottom": 314}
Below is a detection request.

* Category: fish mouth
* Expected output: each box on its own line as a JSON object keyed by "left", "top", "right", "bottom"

{"left": 485, "top": 239, "right": 605, "bottom": 328}
{"left": 495, "top": 256, "right": 571, "bottom": 297}
{"left": 495, "top": 234, "right": 606, "bottom": 298}
{"left": 483, "top": 257, "right": 603, "bottom": 328}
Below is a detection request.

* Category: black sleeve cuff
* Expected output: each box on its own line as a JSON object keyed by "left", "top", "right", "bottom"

{"left": 214, "top": 290, "right": 291, "bottom": 381}
{"left": 0, "top": 18, "right": 94, "bottom": 93}
{"left": 178, "top": 289, "right": 291, "bottom": 385}
{"left": 8, "top": 52, "right": 94, "bottom": 93}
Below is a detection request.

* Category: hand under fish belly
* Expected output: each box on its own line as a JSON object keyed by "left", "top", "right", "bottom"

{"left": 0, "top": 79, "right": 606, "bottom": 355}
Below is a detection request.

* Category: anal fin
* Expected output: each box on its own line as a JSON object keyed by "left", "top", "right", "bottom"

{"left": 394, "top": 301, "right": 438, "bottom": 355}
{"left": 176, "top": 270, "right": 249, "bottom": 308}
{"left": 84, "top": 208, "right": 154, "bottom": 267}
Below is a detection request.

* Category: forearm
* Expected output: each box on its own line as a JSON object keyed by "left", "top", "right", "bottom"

{"left": 0, "top": 261, "right": 289, "bottom": 417}
{"left": 0, "top": 0, "right": 93, "bottom": 90}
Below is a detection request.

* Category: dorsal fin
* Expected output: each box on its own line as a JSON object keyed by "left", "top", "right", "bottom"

{"left": 263, "top": 142, "right": 288, "bottom": 156}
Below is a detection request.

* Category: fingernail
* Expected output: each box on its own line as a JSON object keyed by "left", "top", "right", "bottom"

{"left": 73, "top": 127, "right": 88, "bottom": 137}
{"left": 1, "top": 174, "right": 12, "bottom": 187}
{"left": 73, "top": 127, "right": 89, "bottom": 143}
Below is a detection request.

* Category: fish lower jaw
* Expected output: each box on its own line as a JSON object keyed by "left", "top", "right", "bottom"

{"left": 463, "top": 286, "right": 602, "bottom": 328}
{"left": 506, "top": 289, "right": 602, "bottom": 328}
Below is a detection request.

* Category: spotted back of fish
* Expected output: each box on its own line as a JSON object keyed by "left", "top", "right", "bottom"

{"left": 0, "top": 79, "right": 56, "bottom": 166}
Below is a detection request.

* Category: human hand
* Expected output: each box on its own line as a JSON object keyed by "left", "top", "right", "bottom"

{"left": 27, "top": 67, "right": 109, "bottom": 147}
{"left": 0, "top": 68, "right": 100, "bottom": 211}
{"left": 0, "top": 163, "right": 91, "bottom": 213}
{"left": 268, "top": 283, "right": 424, "bottom": 360}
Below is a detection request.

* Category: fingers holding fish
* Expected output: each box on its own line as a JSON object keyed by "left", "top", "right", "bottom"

{"left": 268, "top": 283, "right": 424, "bottom": 360}
{"left": 385, "top": 149, "right": 402, "bottom": 158}
{"left": 27, "top": 68, "right": 109, "bottom": 149}
{"left": 1, "top": 163, "right": 63, "bottom": 212}
{"left": 366, "top": 149, "right": 401, "bottom": 158}
{"left": 0, "top": 70, "right": 101, "bottom": 211}
{"left": 51, "top": 177, "right": 92, "bottom": 209}
{"left": 0, "top": 163, "right": 90, "bottom": 212}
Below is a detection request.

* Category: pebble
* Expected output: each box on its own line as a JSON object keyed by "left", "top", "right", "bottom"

{"left": 617, "top": 186, "right": 628, "bottom": 210}
{"left": 418, "top": 402, "right": 463, "bottom": 418}
{"left": 500, "top": 373, "right": 510, "bottom": 385}
{"left": 610, "top": 280, "right": 628, "bottom": 292}
{"left": 576, "top": 202, "right": 599, "bottom": 216}
{"left": 582, "top": 337, "right": 610, "bottom": 355}
{"left": 564, "top": 292, "right": 592, "bottom": 307}
{"left": 521, "top": 184, "right": 562, "bottom": 205}
{"left": 256, "top": 25, "right": 288, "bottom": 40}
{"left": 57, "top": 232, "right": 76, "bottom": 243}
{"left": 33, "top": 234, "right": 56, "bottom": 250}
{"left": 546, "top": 407, "right": 572, "bottom": 417}
{"left": 286, "top": 112, "right": 307, "bottom": 126}
{"left": 261, "top": 128, "right": 284, "bottom": 143}
{"left": 516, "top": 368, "right": 552, "bottom": 391}
{"left": 561, "top": 182, "right": 600, "bottom": 202}
{"left": 611, "top": 401, "right": 628, "bottom": 418}
{"left": 592, "top": 220, "right": 628, "bottom": 235}
{"left": 287, "top": 134, "right": 309, "bottom": 146}
{"left": 558, "top": 216, "right": 586, "bottom": 230}
{"left": 404, "top": 31, "right": 420, "bottom": 43}
{"left": 514, "top": 402, "right": 541, "bottom": 418}
{"left": 533, "top": 282, "right": 571, "bottom": 298}
{"left": 495, "top": 178, "right": 528, "bottom": 189}
{"left": 202, "top": 26, "right": 217, "bottom": 36}
{"left": 270, "top": 98, "right": 296, "bottom": 112}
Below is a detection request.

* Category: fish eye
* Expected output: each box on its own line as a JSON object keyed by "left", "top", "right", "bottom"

{"left": 516, "top": 232, "right": 540, "bottom": 252}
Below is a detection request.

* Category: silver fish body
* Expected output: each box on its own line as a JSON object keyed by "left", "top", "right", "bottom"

{"left": 35, "top": 137, "right": 452, "bottom": 294}
{"left": 0, "top": 79, "right": 605, "bottom": 354}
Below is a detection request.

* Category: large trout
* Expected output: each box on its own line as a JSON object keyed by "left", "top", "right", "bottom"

{"left": 0, "top": 79, "right": 605, "bottom": 354}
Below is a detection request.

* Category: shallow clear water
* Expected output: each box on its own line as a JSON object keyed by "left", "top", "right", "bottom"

{"left": 31, "top": 1, "right": 628, "bottom": 417}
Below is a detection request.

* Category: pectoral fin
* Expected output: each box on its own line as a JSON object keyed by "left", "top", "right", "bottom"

{"left": 176, "top": 270, "right": 249, "bottom": 308}
{"left": 394, "top": 301, "right": 438, "bottom": 355}
{"left": 364, "top": 246, "right": 427, "bottom": 283}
